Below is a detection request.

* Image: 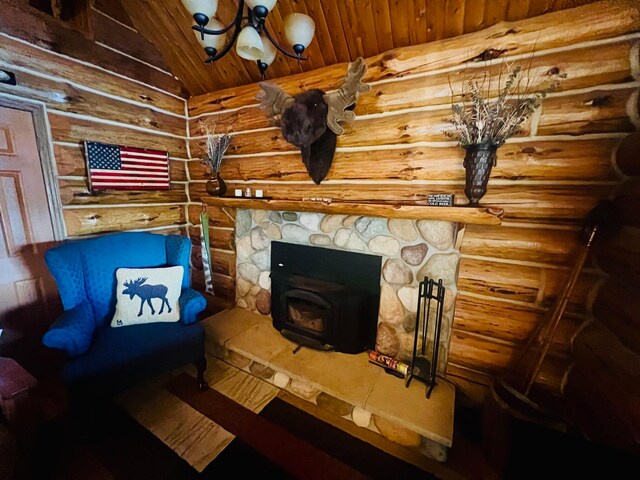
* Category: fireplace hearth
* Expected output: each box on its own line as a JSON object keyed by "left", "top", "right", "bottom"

{"left": 271, "top": 241, "right": 382, "bottom": 354}
{"left": 236, "top": 209, "right": 460, "bottom": 368}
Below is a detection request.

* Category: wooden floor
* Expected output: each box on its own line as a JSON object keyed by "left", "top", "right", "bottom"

{"left": 115, "top": 355, "right": 460, "bottom": 478}
{"left": 9, "top": 357, "right": 639, "bottom": 480}
{"left": 116, "top": 358, "right": 279, "bottom": 472}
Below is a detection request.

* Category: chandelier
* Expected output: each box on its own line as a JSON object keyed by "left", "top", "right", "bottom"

{"left": 181, "top": 0, "right": 316, "bottom": 77}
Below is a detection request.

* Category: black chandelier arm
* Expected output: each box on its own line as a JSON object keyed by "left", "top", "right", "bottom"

{"left": 192, "top": 0, "right": 245, "bottom": 37}
{"left": 201, "top": 4, "right": 247, "bottom": 63}
{"left": 262, "top": 24, "right": 307, "bottom": 60}
{"left": 192, "top": 21, "right": 237, "bottom": 36}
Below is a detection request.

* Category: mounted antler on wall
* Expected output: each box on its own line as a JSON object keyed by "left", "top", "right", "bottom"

{"left": 257, "top": 57, "right": 370, "bottom": 184}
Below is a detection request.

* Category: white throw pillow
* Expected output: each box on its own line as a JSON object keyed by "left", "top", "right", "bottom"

{"left": 111, "top": 266, "right": 183, "bottom": 327}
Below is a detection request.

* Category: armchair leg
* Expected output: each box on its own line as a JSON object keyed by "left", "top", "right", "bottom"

{"left": 195, "top": 357, "right": 208, "bottom": 391}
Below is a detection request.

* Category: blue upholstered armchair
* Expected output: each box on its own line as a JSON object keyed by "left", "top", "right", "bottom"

{"left": 42, "top": 232, "right": 208, "bottom": 396}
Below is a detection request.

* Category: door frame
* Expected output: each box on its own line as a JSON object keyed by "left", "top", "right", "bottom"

{"left": 0, "top": 97, "right": 65, "bottom": 241}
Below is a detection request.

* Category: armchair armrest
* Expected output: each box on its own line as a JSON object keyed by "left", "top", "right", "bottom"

{"left": 179, "top": 288, "right": 207, "bottom": 325}
{"left": 42, "top": 301, "right": 95, "bottom": 357}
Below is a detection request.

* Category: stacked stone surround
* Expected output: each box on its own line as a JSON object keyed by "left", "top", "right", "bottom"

{"left": 234, "top": 209, "right": 461, "bottom": 367}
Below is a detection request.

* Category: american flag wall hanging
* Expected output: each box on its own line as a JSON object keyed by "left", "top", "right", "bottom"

{"left": 84, "top": 141, "right": 170, "bottom": 191}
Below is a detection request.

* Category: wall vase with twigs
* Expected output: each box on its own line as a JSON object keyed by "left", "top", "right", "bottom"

{"left": 463, "top": 143, "right": 498, "bottom": 205}
{"left": 201, "top": 123, "right": 233, "bottom": 197}
{"left": 444, "top": 64, "right": 565, "bottom": 205}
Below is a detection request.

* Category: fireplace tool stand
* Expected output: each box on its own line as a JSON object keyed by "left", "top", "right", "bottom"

{"left": 405, "top": 277, "right": 445, "bottom": 398}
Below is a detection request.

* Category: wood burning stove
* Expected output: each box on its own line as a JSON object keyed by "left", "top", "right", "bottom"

{"left": 271, "top": 241, "right": 381, "bottom": 354}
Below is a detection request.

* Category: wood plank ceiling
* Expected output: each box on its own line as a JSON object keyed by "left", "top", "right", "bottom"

{"left": 120, "top": 0, "right": 599, "bottom": 96}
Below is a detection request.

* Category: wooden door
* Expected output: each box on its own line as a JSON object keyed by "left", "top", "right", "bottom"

{"left": 0, "top": 106, "right": 59, "bottom": 341}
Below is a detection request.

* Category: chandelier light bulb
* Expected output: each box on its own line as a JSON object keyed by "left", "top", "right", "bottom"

{"left": 284, "top": 13, "right": 315, "bottom": 49}
{"left": 236, "top": 26, "right": 265, "bottom": 61}
{"left": 193, "top": 19, "right": 225, "bottom": 51}
{"left": 259, "top": 33, "right": 277, "bottom": 66}
{"left": 246, "top": 0, "right": 278, "bottom": 12}
{"left": 181, "top": 0, "right": 218, "bottom": 19}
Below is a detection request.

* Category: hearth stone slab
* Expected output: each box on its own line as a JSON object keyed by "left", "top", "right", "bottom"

{"left": 268, "top": 343, "right": 382, "bottom": 409}
{"left": 201, "top": 308, "right": 455, "bottom": 459}
{"left": 226, "top": 317, "right": 297, "bottom": 364}
{"left": 367, "top": 367, "right": 454, "bottom": 447}
{"left": 202, "top": 308, "right": 263, "bottom": 348}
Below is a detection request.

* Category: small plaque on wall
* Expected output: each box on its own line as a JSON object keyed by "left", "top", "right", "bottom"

{"left": 427, "top": 194, "right": 454, "bottom": 206}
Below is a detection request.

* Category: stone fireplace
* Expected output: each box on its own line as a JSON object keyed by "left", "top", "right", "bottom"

{"left": 235, "top": 209, "right": 461, "bottom": 369}
{"left": 271, "top": 241, "right": 382, "bottom": 353}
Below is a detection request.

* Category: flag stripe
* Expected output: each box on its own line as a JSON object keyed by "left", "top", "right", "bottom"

{"left": 91, "top": 182, "right": 171, "bottom": 188}
{"left": 120, "top": 146, "right": 166, "bottom": 154}
{"left": 121, "top": 158, "right": 169, "bottom": 165}
{"left": 90, "top": 178, "right": 169, "bottom": 183}
{"left": 90, "top": 178, "right": 169, "bottom": 182}
{"left": 90, "top": 169, "right": 169, "bottom": 177}
{"left": 120, "top": 152, "right": 168, "bottom": 160}
{"left": 118, "top": 164, "right": 168, "bottom": 171}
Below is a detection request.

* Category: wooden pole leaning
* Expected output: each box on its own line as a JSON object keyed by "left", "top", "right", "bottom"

{"left": 489, "top": 201, "right": 610, "bottom": 422}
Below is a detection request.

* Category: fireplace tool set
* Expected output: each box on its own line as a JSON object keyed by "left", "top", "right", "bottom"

{"left": 369, "top": 276, "right": 445, "bottom": 399}
{"left": 406, "top": 277, "right": 445, "bottom": 398}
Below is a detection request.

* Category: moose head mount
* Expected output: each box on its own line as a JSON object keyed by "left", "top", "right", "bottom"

{"left": 257, "top": 57, "right": 370, "bottom": 184}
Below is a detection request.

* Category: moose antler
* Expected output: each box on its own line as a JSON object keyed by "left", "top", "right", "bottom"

{"left": 256, "top": 82, "right": 295, "bottom": 127}
{"left": 324, "top": 57, "right": 371, "bottom": 135}
{"left": 124, "top": 277, "right": 147, "bottom": 287}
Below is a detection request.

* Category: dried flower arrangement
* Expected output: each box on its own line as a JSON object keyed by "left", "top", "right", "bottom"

{"left": 200, "top": 122, "right": 233, "bottom": 196}
{"left": 200, "top": 122, "right": 233, "bottom": 175}
{"left": 443, "top": 63, "right": 566, "bottom": 204}
{"left": 443, "top": 64, "right": 566, "bottom": 147}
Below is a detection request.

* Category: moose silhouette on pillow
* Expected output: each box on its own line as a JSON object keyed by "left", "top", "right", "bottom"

{"left": 122, "top": 277, "right": 172, "bottom": 316}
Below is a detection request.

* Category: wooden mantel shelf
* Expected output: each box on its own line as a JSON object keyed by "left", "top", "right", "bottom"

{"left": 202, "top": 197, "right": 503, "bottom": 225}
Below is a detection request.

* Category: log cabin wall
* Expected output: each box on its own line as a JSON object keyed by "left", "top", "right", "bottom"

{"left": 185, "top": 0, "right": 640, "bottom": 401}
{"left": 0, "top": 0, "right": 190, "bottom": 239}
{"left": 564, "top": 127, "right": 640, "bottom": 451}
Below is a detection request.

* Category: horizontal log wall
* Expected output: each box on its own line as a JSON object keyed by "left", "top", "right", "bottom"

{"left": 186, "top": 0, "right": 640, "bottom": 401}
{"left": 0, "top": 1, "right": 240, "bottom": 316}
{"left": 565, "top": 128, "right": 640, "bottom": 452}
{"left": 0, "top": 6, "right": 190, "bottom": 240}
{"left": 0, "top": 0, "right": 186, "bottom": 97}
